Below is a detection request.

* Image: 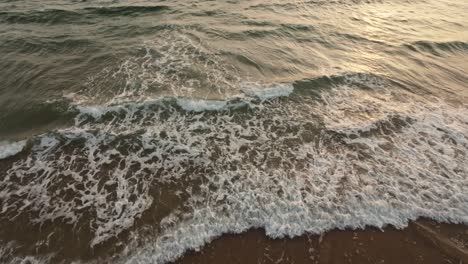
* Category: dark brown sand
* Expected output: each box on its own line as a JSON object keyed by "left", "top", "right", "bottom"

{"left": 176, "top": 219, "right": 468, "bottom": 264}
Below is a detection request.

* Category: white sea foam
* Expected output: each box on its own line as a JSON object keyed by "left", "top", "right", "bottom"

{"left": 2, "top": 74, "right": 468, "bottom": 263}
{"left": 68, "top": 31, "right": 295, "bottom": 119}
{"left": 117, "top": 79, "right": 468, "bottom": 263}
{"left": 82, "top": 31, "right": 242, "bottom": 106}
{"left": 76, "top": 105, "right": 110, "bottom": 120}
{"left": 0, "top": 241, "right": 52, "bottom": 264}
{"left": 242, "top": 83, "right": 294, "bottom": 100}
{"left": 75, "top": 97, "right": 239, "bottom": 120}
{"left": 176, "top": 98, "right": 227, "bottom": 112}
{"left": 73, "top": 83, "right": 287, "bottom": 117}
{"left": 0, "top": 140, "right": 27, "bottom": 160}
{"left": 175, "top": 98, "right": 248, "bottom": 112}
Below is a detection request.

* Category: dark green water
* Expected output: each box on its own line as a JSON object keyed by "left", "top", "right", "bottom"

{"left": 0, "top": 0, "right": 467, "bottom": 263}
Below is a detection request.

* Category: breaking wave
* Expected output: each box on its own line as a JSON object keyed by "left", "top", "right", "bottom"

{"left": 0, "top": 140, "right": 26, "bottom": 160}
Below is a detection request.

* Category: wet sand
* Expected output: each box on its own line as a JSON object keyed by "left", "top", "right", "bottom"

{"left": 176, "top": 219, "right": 468, "bottom": 264}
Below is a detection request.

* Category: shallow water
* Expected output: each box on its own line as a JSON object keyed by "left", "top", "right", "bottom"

{"left": 0, "top": 0, "right": 467, "bottom": 263}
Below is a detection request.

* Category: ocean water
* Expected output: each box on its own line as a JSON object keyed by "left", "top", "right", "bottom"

{"left": 0, "top": 0, "right": 467, "bottom": 263}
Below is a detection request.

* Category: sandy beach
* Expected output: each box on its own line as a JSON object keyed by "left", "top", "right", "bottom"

{"left": 177, "top": 220, "right": 468, "bottom": 264}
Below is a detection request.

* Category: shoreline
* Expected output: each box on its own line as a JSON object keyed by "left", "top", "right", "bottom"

{"left": 175, "top": 219, "right": 468, "bottom": 264}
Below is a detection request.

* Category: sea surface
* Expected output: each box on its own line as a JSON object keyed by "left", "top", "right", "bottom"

{"left": 0, "top": 0, "right": 467, "bottom": 263}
